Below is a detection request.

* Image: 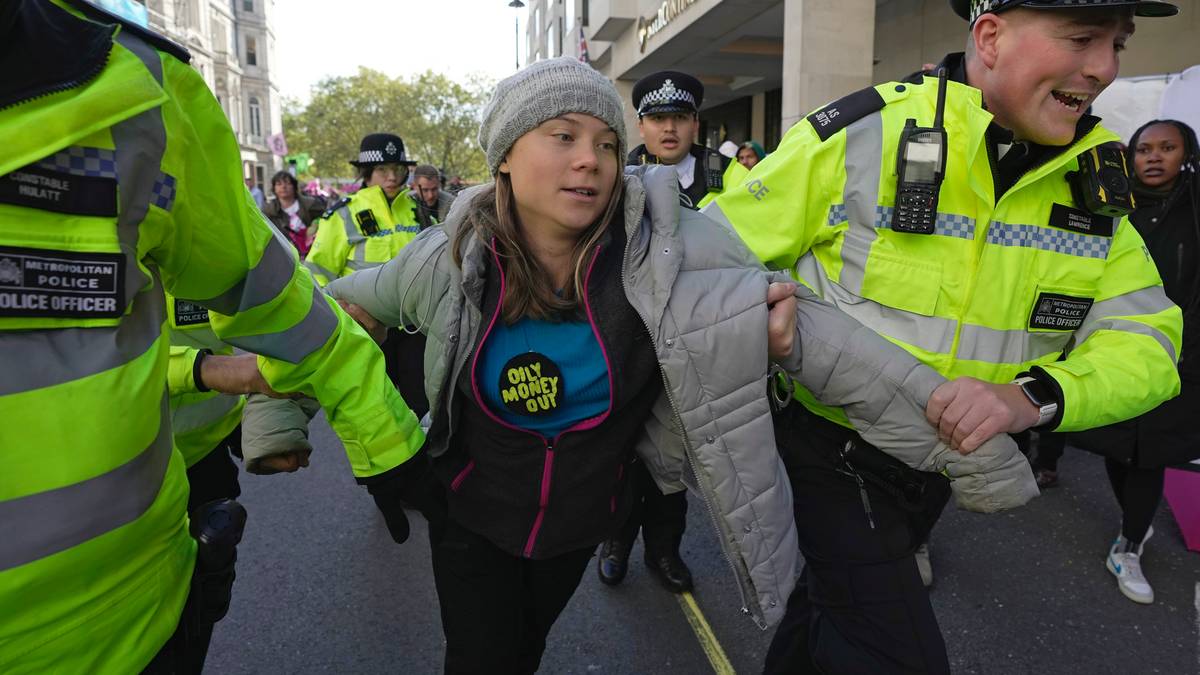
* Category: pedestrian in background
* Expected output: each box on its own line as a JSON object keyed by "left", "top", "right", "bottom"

{"left": 262, "top": 170, "right": 324, "bottom": 257}
{"left": 1074, "top": 119, "right": 1200, "bottom": 605}
{"left": 737, "top": 140, "right": 766, "bottom": 170}
{"left": 245, "top": 175, "right": 265, "bottom": 209}
{"left": 412, "top": 163, "right": 456, "bottom": 229}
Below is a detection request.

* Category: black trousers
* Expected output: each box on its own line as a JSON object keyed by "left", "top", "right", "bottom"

{"left": 143, "top": 429, "right": 244, "bottom": 674}
{"left": 763, "top": 407, "right": 951, "bottom": 675}
{"left": 615, "top": 459, "right": 688, "bottom": 558}
{"left": 1105, "top": 459, "right": 1165, "bottom": 544}
{"left": 430, "top": 519, "right": 594, "bottom": 674}
{"left": 383, "top": 327, "right": 430, "bottom": 420}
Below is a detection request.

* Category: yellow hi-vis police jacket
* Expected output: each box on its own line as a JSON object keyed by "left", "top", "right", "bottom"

{"left": 166, "top": 294, "right": 244, "bottom": 468}
{"left": 0, "top": 2, "right": 423, "bottom": 672}
{"left": 304, "top": 184, "right": 423, "bottom": 286}
{"left": 706, "top": 74, "right": 1181, "bottom": 433}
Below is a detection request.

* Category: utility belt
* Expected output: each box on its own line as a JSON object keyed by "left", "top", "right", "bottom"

{"left": 770, "top": 387, "right": 950, "bottom": 539}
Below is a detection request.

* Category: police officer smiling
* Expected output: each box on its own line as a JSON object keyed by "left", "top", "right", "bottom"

{"left": 707, "top": 1, "right": 1183, "bottom": 673}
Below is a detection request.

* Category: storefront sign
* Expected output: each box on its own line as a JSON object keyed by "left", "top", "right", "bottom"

{"left": 637, "top": 0, "right": 699, "bottom": 53}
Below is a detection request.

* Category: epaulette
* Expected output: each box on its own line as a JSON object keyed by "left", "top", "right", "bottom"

{"left": 66, "top": 0, "right": 192, "bottom": 64}
{"left": 321, "top": 196, "right": 352, "bottom": 220}
{"left": 805, "top": 85, "right": 887, "bottom": 143}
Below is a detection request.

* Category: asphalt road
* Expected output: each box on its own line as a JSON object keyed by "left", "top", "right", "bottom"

{"left": 208, "top": 415, "right": 1199, "bottom": 674}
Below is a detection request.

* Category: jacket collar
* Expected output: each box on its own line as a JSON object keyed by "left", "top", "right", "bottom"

{"left": 0, "top": 0, "right": 115, "bottom": 111}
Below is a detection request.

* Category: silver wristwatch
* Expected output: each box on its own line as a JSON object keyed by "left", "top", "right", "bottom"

{"left": 1012, "top": 376, "right": 1058, "bottom": 428}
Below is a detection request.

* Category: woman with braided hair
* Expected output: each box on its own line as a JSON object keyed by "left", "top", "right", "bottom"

{"left": 1076, "top": 119, "right": 1200, "bottom": 605}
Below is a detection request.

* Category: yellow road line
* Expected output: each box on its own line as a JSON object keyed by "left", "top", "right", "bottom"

{"left": 676, "top": 590, "right": 737, "bottom": 675}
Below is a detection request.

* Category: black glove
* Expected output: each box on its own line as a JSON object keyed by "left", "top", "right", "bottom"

{"left": 367, "top": 477, "right": 411, "bottom": 544}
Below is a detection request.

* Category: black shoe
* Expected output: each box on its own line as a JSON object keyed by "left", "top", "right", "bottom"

{"left": 645, "top": 552, "right": 694, "bottom": 594}
{"left": 597, "top": 539, "right": 631, "bottom": 586}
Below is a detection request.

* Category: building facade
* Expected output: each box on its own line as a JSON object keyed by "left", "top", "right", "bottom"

{"left": 140, "top": 0, "right": 283, "bottom": 190}
{"left": 528, "top": 0, "right": 1200, "bottom": 153}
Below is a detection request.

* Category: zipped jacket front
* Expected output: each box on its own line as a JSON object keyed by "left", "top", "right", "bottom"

{"left": 444, "top": 223, "right": 664, "bottom": 560}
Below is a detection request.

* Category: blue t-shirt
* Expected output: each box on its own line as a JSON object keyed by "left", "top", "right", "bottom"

{"left": 477, "top": 315, "right": 610, "bottom": 438}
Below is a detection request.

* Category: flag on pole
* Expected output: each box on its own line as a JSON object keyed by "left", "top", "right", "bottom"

{"left": 267, "top": 132, "right": 289, "bottom": 157}
{"left": 578, "top": 24, "right": 590, "bottom": 65}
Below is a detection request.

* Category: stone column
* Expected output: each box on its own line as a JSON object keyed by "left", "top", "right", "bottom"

{"left": 613, "top": 78, "right": 640, "bottom": 154}
{"left": 780, "top": 0, "right": 877, "bottom": 134}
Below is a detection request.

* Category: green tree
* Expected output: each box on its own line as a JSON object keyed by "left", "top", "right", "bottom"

{"left": 283, "top": 68, "right": 491, "bottom": 183}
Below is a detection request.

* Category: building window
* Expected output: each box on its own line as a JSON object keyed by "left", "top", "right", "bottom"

{"left": 243, "top": 0, "right": 253, "bottom": 11}
{"left": 582, "top": 0, "right": 588, "bottom": 26}
{"left": 246, "top": 36, "right": 257, "bottom": 66}
{"left": 249, "top": 97, "right": 262, "bottom": 137}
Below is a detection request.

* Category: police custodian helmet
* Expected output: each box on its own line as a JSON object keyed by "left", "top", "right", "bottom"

{"left": 632, "top": 71, "right": 704, "bottom": 118}
{"left": 950, "top": 0, "right": 1178, "bottom": 24}
{"left": 349, "top": 133, "right": 417, "bottom": 167}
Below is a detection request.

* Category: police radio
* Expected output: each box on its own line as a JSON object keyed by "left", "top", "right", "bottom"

{"left": 892, "top": 68, "right": 949, "bottom": 235}
{"left": 1069, "top": 145, "right": 1136, "bottom": 218}
{"left": 704, "top": 149, "right": 725, "bottom": 193}
{"left": 355, "top": 209, "right": 381, "bottom": 236}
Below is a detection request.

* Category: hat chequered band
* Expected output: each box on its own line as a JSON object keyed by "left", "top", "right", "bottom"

{"left": 358, "top": 150, "right": 385, "bottom": 164}
{"left": 638, "top": 79, "right": 697, "bottom": 113}
{"left": 35, "top": 146, "right": 118, "bottom": 179}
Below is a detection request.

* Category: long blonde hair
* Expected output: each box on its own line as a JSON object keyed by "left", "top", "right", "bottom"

{"left": 452, "top": 169, "right": 624, "bottom": 324}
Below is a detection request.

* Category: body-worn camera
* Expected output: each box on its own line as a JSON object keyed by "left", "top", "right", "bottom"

{"left": 1069, "top": 145, "right": 1136, "bottom": 218}
{"left": 355, "top": 209, "right": 381, "bottom": 235}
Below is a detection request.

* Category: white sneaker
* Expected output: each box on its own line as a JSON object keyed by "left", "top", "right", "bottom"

{"left": 915, "top": 543, "right": 933, "bottom": 588}
{"left": 1106, "top": 536, "right": 1154, "bottom": 604}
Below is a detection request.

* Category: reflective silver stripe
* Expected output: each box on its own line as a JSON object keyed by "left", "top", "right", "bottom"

{"left": 227, "top": 285, "right": 338, "bottom": 363}
{"left": 837, "top": 113, "right": 883, "bottom": 295}
{"left": 1088, "top": 286, "right": 1177, "bottom": 319}
{"left": 1074, "top": 317, "right": 1177, "bottom": 363}
{"left": 344, "top": 258, "right": 382, "bottom": 272}
{"left": 796, "top": 252, "right": 957, "bottom": 355}
{"left": 341, "top": 205, "right": 371, "bottom": 268}
{"left": 986, "top": 219, "right": 1111, "bottom": 259}
{"left": 956, "top": 324, "right": 1071, "bottom": 364}
{"left": 303, "top": 259, "right": 339, "bottom": 285}
{"left": 799, "top": 251, "right": 1070, "bottom": 364}
{"left": 116, "top": 30, "right": 163, "bottom": 84}
{"left": 172, "top": 392, "right": 242, "bottom": 435}
{"left": 0, "top": 289, "right": 165, "bottom": 396}
{"left": 109, "top": 118, "right": 164, "bottom": 314}
{"left": 193, "top": 232, "right": 297, "bottom": 316}
{"left": 0, "top": 394, "right": 174, "bottom": 572}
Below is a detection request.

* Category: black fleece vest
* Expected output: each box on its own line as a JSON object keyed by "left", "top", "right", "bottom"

{"left": 434, "top": 221, "right": 664, "bottom": 560}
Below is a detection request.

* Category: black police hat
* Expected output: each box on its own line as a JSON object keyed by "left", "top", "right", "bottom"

{"left": 350, "top": 133, "right": 417, "bottom": 167}
{"left": 632, "top": 71, "right": 703, "bottom": 117}
{"left": 950, "top": 0, "right": 1177, "bottom": 23}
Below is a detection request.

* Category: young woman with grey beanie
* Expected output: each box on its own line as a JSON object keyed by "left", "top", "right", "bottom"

{"left": 323, "top": 57, "right": 1036, "bottom": 673}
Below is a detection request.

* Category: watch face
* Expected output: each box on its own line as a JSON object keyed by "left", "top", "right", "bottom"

{"left": 1022, "top": 378, "right": 1055, "bottom": 407}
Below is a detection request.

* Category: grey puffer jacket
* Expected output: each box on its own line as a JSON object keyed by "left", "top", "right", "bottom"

{"left": 319, "top": 164, "right": 1037, "bottom": 627}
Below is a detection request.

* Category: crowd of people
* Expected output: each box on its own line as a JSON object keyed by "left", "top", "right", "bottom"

{"left": 2, "top": 0, "right": 1196, "bottom": 674}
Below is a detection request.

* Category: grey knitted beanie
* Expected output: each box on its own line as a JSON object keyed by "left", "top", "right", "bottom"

{"left": 479, "top": 57, "right": 627, "bottom": 175}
